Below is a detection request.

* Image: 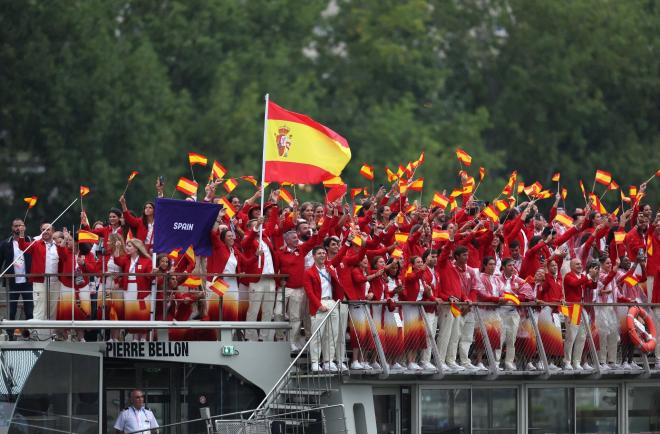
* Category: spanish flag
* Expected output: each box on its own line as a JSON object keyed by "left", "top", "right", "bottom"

{"left": 494, "top": 199, "right": 509, "bottom": 212}
{"left": 394, "top": 233, "right": 409, "bottom": 243}
{"left": 450, "top": 303, "right": 462, "bottom": 318}
{"left": 23, "top": 196, "right": 37, "bottom": 208}
{"left": 553, "top": 213, "right": 574, "bottom": 227}
{"left": 482, "top": 205, "right": 499, "bottom": 223}
{"left": 569, "top": 304, "right": 582, "bottom": 325}
{"left": 479, "top": 167, "right": 486, "bottom": 181}
{"left": 223, "top": 178, "right": 238, "bottom": 193}
{"left": 79, "top": 186, "right": 90, "bottom": 197}
{"left": 264, "top": 100, "right": 351, "bottom": 184}
{"left": 182, "top": 276, "right": 203, "bottom": 288}
{"left": 431, "top": 192, "right": 449, "bottom": 209}
{"left": 184, "top": 245, "right": 196, "bottom": 265}
{"left": 595, "top": 169, "right": 612, "bottom": 186}
{"left": 455, "top": 148, "right": 472, "bottom": 166}
{"left": 279, "top": 188, "right": 294, "bottom": 204}
{"left": 408, "top": 178, "right": 424, "bottom": 192}
{"left": 551, "top": 172, "right": 560, "bottom": 182}
{"left": 561, "top": 187, "right": 568, "bottom": 201}
{"left": 432, "top": 230, "right": 450, "bottom": 241}
{"left": 391, "top": 248, "right": 403, "bottom": 259}
{"left": 322, "top": 176, "right": 343, "bottom": 187}
{"left": 503, "top": 292, "right": 521, "bottom": 306}
{"left": 176, "top": 177, "right": 198, "bottom": 196}
{"left": 385, "top": 167, "right": 398, "bottom": 182}
{"left": 239, "top": 175, "right": 258, "bottom": 186}
{"left": 350, "top": 188, "right": 363, "bottom": 200}
{"left": 127, "top": 171, "right": 139, "bottom": 182}
{"left": 211, "top": 161, "right": 227, "bottom": 179}
{"left": 623, "top": 275, "right": 639, "bottom": 287}
{"left": 218, "top": 196, "right": 237, "bottom": 218}
{"left": 614, "top": 231, "right": 625, "bottom": 244}
{"left": 78, "top": 230, "right": 100, "bottom": 244}
{"left": 167, "top": 248, "right": 181, "bottom": 261}
{"left": 209, "top": 278, "right": 229, "bottom": 296}
{"left": 359, "top": 163, "right": 374, "bottom": 181}
{"left": 188, "top": 152, "right": 208, "bottom": 167}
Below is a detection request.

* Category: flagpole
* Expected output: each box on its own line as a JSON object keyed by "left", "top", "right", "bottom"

{"left": 258, "top": 93, "right": 270, "bottom": 268}
{"left": 1, "top": 197, "right": 78, "bottom": 279}
{"left": 23, "top": 206, "right": 30, "bottom": 223}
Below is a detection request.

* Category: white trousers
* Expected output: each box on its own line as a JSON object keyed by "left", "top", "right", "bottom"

{"left": 496, "top": 309, "right": 520, "bottom": 364}
{"left": 436, "top": 305, "right": 461, "bottom": 364}
{"left": 564, "top": 321, "right": 586, "bottom": 365}
{"left": 32, "top": 278, "right": 61, "bottom": 321}
{"left": 273, "top": 287, "right": 304, "bottom": 343}
{"left": 335, "top": 303, "right": 349, "bottom": 363}
{"left": 245, "top": 279, "right": 276, "bottom": 341}
{"left": 420, "top": 311, "right": 438, "bottom": 364}
{"left": 596, "top": 306, "right": 619, "bottom": 363}
{"left": 310, "top": 300, "right": 339, "bottom": 364}
{"left": 458, "top": 312, "right": 476, "bottom": 365}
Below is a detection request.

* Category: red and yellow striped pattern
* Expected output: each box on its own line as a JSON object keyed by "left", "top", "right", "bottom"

{"left": 279, "top": 188, "right": 294, "bottom": 204}
{"left": 408, "top": 178, "right": 424, "bottom": 192}
{"left": 450, "top": 303, "right": 462, "bottom": 318}
{"left": 551, "top": 172, "right": 560, "bottom": 182}
{"left": 431, "top": 192, "right": 449, "bottom": 209}
{"left": 223, "top": 178, "right": 238, "bottom": 193}
{"left": 128, "top": 171, "right": 139, "bottom": 182}
{"left": 23, "top": 196, "right": 37, "bottom": 208}
{"left": 432, "top": 230, "right": 450, "bottom": 241}
{"left": 359, "top": 163, "right": 374, "bottom": 181}
{"left": 595, "top": 169, "right": 612, "bottom": 186}
{"left": 188, "top": 152, "right": 208, "bottom": 166}
{"left": 569, "top": 304, "right": 582, "bottom": 325}
{"left": 503, "top": 292, "right": 521, "bottom": 306}
{"left": 211, "top": 161, "right": 227, "bottom": 179}
{"left": 209, "top": 278, "right": 229, "bottom": 296}
{"left": 183, "top": 276, "right": 202, "bottom": 288}
{"left": 217, "top": 196, "right": 237, "bottom": 218}
{"left": 79, "top": 186, "right": 90, "bottom": 197}
{"left": 78, "top": 230, "right": 100, "bottom": 244}
{"left": 554, "top": 213, "right": 574, "bottom": 227}
{"left": 455, "top": 148, "right": 472, "bottom": 166}
{"left": 176, "top": 177, "right": 198, "bottom": 196}
{"left": 265, "top": 101, "right": 351, "bottom": 184}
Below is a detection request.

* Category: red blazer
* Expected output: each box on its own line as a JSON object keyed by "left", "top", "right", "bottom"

{"left": 81, "top": 224, "right": 123, "bottom": 256}
{"left": 563, "top": 271, "right": 596, "bottom": 303}
{"left": 303, "top": 265, "right": 342, "bottom": 316}
{"left": 56, "top": 247, "right": 100, "bottom": 289}
{"left": 368, "top": 274, "right": 388, "bottom": 301}
{"left": 208, "top": 229, "right": 257, "bottom": 278}
{"left": 113, "top": 254, "right": 153, "bottom": 299}
{"left": 123, "top": 211, "right": 153, "bottom": 246}
{"left": 435, "top": 241, "right": 464, "bottom": 301}
{"left": 18, "top": 238, "right": 50, "bottom": 283}
{"left": 401, "top": 267, "right": 435, "bottom": 303}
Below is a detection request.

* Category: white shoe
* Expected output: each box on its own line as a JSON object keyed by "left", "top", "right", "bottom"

{"left": 654, "top": 358, "right": 660, "bottom": 368}
{"left": 448, "top": 362, "right": 466, "bottom": 371}
{"left": 582, "top": 363, "right": 592, "bottom": 370}
{"left": 563, "top": 361, "right": 573, "bottom": 371}
{"left": 548, "top": 363, "right": 560, "bottom": 371}
{"left": 340, "top": 362, "right": 349, "bottom": 372}
{"left": 536, "top": 361, "right": 545, "bottom": 370}
{"left": 421, "top": 362, "right": 436, "bottom": 370}
{"left": 461, "top": 362, "right": 478, "bottom": 371}
{"left": 600, "top": 363, "right": 610, "bottom": 371}
{"left": 622, "top": 362, "right": 632, "bottom": 370}
{"left": 391, "top": 362, "right": 404, "bottom": 371}
{"left": 526, "top": 362, "right": 536, "bottom": 371}
{"left": 407, "top": 362, "right": 422, "bottom": 371}
{"left": 350, "top": 361, "right": 364, "bottom": 370}
{"left": 327, "top": 362, "right": 339, "bottom": 372}
{"left": 610, "top": 363, "right": 621, "bottom": 370}
{"left": 573, "top": 363, "right": 583, "bottom": 371}
{"left": 505, "top": 362, "right": 516, "bottom": 371}
{"left": 371, "top": 362, "right": 382, "bottom": 370}
{"left": 476, "top": 362, "right": 488, "bottom": 371}
{"left": 631, "top": 361, "right": 642, "bottom": 370}
{"left": 311, "top": 362, "right": 320, "bottom": 372}
{"left": 362, "top": 362, "right": 373, "bottom": 370}
{"left": 439, "top": 362, "right": 452, "bottom": 372}
{"left": 290, "top": 343, "right": 301, "bottom": 352}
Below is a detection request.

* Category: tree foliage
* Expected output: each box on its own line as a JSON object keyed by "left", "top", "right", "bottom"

{"left": 1, "top": 0, "right": 658, "bottom": 234}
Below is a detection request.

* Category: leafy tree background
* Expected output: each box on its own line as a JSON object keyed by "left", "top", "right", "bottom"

{"left": 1, "top": 0, "right": 658, "bottom": 235}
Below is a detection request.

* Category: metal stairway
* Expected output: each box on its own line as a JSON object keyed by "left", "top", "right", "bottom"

{"left": 249, "top": 301, "right": 347, "bottom": 433}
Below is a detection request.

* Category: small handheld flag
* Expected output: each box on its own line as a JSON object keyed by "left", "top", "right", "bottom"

{"left": 176, "top": 177, "right": 199, "bottom": 197}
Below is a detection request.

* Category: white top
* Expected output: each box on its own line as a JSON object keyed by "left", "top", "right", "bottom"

{"left": 113, "top": 406, "right": 158, "bottom": 433}
{"left": 259, "top": 239, "right": 274, "bottom": 275}
{"left": 416, "top": 279, "right": 424, "bottom": 301}
{"left": 223, "top": 250, "right": 237, "bottom": 274}
{"left": 146, "top": 222, "right": 154, "bottom": 244}
{"left": 317, "top": 266, "right": 333, "bottom": 299}
{"left": 44, "top": 241, "right": 59, "bottom": 274}
{"left": 387, "top": 277, "right": 399, "bottom": 301}
{"left": 12, "top": 240, "right": 26, "bottom": 284}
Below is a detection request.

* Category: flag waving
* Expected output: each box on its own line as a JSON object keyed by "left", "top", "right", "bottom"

{"left": 264, "top": 100, "right": 351, "bottom": 184}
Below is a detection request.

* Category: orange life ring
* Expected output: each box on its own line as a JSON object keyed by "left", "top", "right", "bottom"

{"left": 626, "top": 306, "right": 657, "bottom": 353}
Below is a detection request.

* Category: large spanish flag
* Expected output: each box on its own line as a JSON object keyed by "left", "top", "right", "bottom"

{"left": 264, "top": 100, "right": 351, "bottom": 184}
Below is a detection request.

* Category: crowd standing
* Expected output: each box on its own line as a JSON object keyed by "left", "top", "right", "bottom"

{"left": 1, "top": 167, "right": 658, "bottom": 374}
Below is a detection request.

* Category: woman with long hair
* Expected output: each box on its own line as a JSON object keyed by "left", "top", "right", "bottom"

{"left": 400, "top": 256, "right": 430, "bottom": 370}
{"left": 113, "top": 238, "right": 153, "bottom": 342}
{"left": 208, "top": 221, "right": 259, "bottom": 328}
{"left": 104, "top": 233, "right": 126, "bottom": 341}
{"left": 80, "top": 207, "right": 124, "bottom": 258}
{"left": 56, "top": 231, "right": 100, "bottom": 341}
{"left": 119, "top": 195, "right": 155, "bottom": 251}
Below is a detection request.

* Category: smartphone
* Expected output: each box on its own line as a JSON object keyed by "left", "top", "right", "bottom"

{"left": 158, "top": 176, "right": 164, "bottom": 185}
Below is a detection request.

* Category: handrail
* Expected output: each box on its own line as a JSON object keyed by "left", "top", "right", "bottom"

{"left": 343, "top": 300, "right": 660, "bottom": 308}
{"left": 0, "top": 320, "right": 290, "bottom": 329}
{"left": 0, "top": 272, "right": 287, "bottom": 279}
{"left": 248, "top": 300, "right": 341, "bottom": 420}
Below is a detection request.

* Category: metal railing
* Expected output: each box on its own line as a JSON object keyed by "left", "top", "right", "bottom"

{"left": 342, "top": 300, "right": 660, "bottom": 378}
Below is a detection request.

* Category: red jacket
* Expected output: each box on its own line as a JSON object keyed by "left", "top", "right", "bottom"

{"left": 56, "top": 247, "right": 100, "bottom": 289}
{"left": 563, "top": 271, "right": 596, "bottom": 303}
{"left": 18, "top": 238, "right": 52, "bottom": 283}
{"left": 123, "top": 211, "right": 153, "bottom": 247}
{"left": 303, "top": 264, "right": 342, "bottom": 316}
{"left": 113, "top": 254, "right": 153, "bottom": 299}
{"left": 624, "top": 227, "right": 646, "bottom": 260}
{"left": 435, "top": 241, "right": 464, "bottom": 301}
{"left": 208, "top": 229, "right": 257, "bottom": 278}
{"left": 81, "top": 224, "right": 123, "bottom": 257}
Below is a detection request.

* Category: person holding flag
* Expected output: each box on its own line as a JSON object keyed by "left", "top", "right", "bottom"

{"left": 113, "top": 238, "right": 153, "bottom": 342}
{"left": 119, "top": 194, "right": 156, "bottom": 252}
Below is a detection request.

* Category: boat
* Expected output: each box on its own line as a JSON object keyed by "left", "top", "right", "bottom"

{"left": 0, "top": 272, "right": 659, "bottom": 434}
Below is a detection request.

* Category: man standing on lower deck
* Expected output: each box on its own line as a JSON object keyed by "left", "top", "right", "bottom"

{"left": 114, "top": 389, "right": 159, "bottom": 434}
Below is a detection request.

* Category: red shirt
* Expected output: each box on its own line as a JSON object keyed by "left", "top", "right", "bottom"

{"left": 563, "top": 271, "right": 596, "bottom": 303}
{"left": 435, "top": 241, "right": 464, "bottom": 301}
{"left": 303, "top": 264, "right": 342, "bottom": 316}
